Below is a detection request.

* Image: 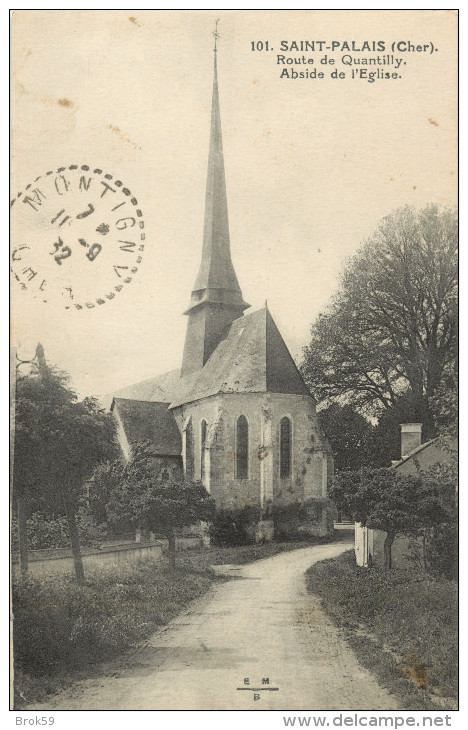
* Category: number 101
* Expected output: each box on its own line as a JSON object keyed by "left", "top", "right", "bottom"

{"left": 251, "top": 41, "right": 270, "bottom": 51}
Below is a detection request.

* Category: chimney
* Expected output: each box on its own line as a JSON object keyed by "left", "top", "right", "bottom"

{"left": 400, "top": 423, "right": 422, "bottom": 459}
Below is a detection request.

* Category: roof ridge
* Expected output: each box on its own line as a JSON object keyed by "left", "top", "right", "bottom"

{"left": 393, "top": 436, "right": 441, "bottom": 467}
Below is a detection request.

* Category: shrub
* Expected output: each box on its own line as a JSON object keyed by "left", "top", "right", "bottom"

{"left": 407, "top": 523, "right": 458, "bottom": 579}
{"left": 425, "top": 522, "right": 458, "bottom": 578}
{"left": 12, "top": 561, "right": 213, "bottom": 685}
{"left": 11, "top": 509, "right": 104, "bottom": 552}
{"left": 209, "top": 506, "right": 261, "bottom": 546}
{"left": 273, "top": 500, "right": 328, "bottom": 540}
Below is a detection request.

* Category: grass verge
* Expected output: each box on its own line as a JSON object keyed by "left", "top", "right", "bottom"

{"left": 306, "top": 550, "right": 458, "bottom": 711}
{"left": 13, "top": 537, "right": 331, "bottom": 708}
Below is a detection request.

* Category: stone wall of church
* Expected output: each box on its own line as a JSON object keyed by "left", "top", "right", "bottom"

{"left": 171, "top": 391, "right": 334, "bottom": 535}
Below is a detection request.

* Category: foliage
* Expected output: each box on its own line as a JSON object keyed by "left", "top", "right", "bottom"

{"left": 330, "top": 468, "right": 448, "bottom": 533}
{"left": 13, "top": 366, "right": 118, "bottom": 514}
{"left": 425, "top": 523, "right": 458, "bottom": 578}
{"left": 368, "top": 392, "right": 435, "bottom": 467}
{"left": 408, "top": 523, "right": 458, "bottom": 580}
{"left": 13, "top": 562, "right": 214, "bottom": 708}
{"left": 209, "top": 501, "right": 334, "bottom": 545}
{"left": 11, "top": 513, "right": 68, "bottom": 551}
{"left": 13, "top": 355, "right": 119, "bottom": 582}
{"left": 272, "top": 501, "right": 309, "bottom": 523}
{"left": 306, "top": 551, "right": 458, "bottom": 708}
{"left": 318, "top": 404, "right": 375, "bottom": 471}
{"left": 330, "top": 468, "right": 449, "bottom": 569}
{"left": 415, "top": 458, "right": 458, "bottom": 578}
{"left": 209, "top": 506, "right": 261, "bottom": 546}
{"left": 11, "top": 511, "right": 102, "bottom": 551}
{"left": 272, "top": 500, "right": 328, "bottom": 539}
{"left": 89, "top": 458, "right": 127, "bottom": 530}
{"left": 302, "top": 205, "right": 458, "bottom": 419}
{"left": 13, "top": 539, "right": 331, "bottom": 709}
{"left": 430, "top": 360, "right": 458, "bottom": 440}
{"left": 94, "top": 442, "right": 215, "bottom": 564}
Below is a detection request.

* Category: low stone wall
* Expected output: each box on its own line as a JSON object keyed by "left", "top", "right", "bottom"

{"left": 12, "top": 541, "right": 164, "bottom": 579}
{"left": 334, "top": 522, "right": 355, "bottom": 531}
{"left": 163, "top": 535, "right": 207, "bottom": 550}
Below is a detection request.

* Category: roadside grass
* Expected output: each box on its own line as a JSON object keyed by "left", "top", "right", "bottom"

{"left": 306, "top": 550, "right": 458, "bottom": 711}
{"left": 13, "top": 560, "right": 215, "bottom": 709}
{"left": 13, "top": 536, "right": 334, "bottom": 709}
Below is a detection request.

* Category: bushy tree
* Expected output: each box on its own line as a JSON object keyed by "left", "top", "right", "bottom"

{"left": 94, "top": 442, "right": 215, "bottom": 567}
{"left": 330, "top": 468, "right": 449, "bottom": 569}
{"left": 418, "top": 460, "right": 457, "bottom": 577}
{"left": 318, "top": 404, "right": 375, "bottom": 472}
{"left": 302, "top": 205, "right": 457, "bottom": 420}
{"left": 13, "top": 348, "right": 118, "bottom": 582}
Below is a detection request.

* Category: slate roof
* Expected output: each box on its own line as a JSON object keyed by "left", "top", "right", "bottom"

{"left": 390, "top": 436, "right": 460, "bottom": 470}
{"left": 110, "top": 369, "right": 184, "bottom": 404}
{"left": 171, "top": 306, "right": 310, "bottom": 406}
{"left": 110, "top": 306, "right": 311, "bottom": 410}
{"left": 112, "top": 398, "right": 182, "bottom": 456}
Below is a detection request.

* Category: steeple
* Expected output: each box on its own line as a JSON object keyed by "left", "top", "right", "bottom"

{"left": 181, "top": 31, "right": 250, "bottom": 377}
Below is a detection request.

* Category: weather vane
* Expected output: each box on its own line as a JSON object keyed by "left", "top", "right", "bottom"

{"left": 213, "top": 19, "right": 220, "bottom": 53}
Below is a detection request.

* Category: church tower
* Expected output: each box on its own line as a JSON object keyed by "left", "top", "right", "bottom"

{"left": 111, "top": 30, "right": 334, "bottom": 539}
{"left": 181, "top": 45, "right": 250, "bottom": 377}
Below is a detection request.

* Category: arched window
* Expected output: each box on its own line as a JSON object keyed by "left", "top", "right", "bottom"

{"left": 200, "top": 419, "right": 207, "bottom": 481}
{"left": 280, "top": 416, "right": 292, "bottom": 479}
{"left": 236, "top": 415, "right": 249, "bottom": 480}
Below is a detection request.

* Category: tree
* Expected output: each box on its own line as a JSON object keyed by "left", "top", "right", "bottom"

{"left": 95, "top": 442, "right": 216, "bottom": 568}
{"left": 318, "top": 404, "right": 375, "bottom": 472}
{"left": 330, "top": 468, "right": 449, "bottom": 569}
{"left": 13, "top": 349, "right": 118, "bottom": 582}
{"left": 302, "top": 205, "right": 458, "bottom": 419}
{"left": 430, "top": 360, "right": 458, "bottom": 441}
{"left": 368, "top": 391, "right": 434, "bottom": 467}
{"left": 412, "top": 461, "right": 457, "bottom": 576}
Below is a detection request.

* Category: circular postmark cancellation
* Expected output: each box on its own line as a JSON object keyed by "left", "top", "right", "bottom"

{"left": 10, "top": 165, "right": 145, "bottom": 310}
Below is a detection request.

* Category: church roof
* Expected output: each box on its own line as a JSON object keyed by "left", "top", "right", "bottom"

{"left": 110, "top": 306, "right": 311, "bottom": 410}
{"left": 111, "top": 369, "right": 183, "bottom": 404}
{"left": 112, "top": 398, "right": 182, "bottom": 456}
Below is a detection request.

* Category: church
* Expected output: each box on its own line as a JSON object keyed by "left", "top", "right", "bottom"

{"left": 110, "top": 47, "right": 334, "bottom": 539}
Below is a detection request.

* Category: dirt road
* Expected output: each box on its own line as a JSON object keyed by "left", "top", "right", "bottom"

{"left": 30, "top": 543, "right": 400, "bottom": 710}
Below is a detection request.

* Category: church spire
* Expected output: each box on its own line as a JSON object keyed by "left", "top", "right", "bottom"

{"left": 181, "top": 29, "right": 250, "bottom": 377}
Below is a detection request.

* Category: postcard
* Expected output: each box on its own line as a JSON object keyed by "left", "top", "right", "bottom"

{"left": 10, "top": 9, "right": 458, "bottom": 716}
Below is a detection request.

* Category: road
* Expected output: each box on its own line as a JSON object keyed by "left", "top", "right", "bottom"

{"left": 29, "top": 542, "right": 400, "bottom": 710}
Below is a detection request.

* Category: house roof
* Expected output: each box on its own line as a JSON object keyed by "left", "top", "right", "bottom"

{"left": 109, "top": 306, "right": 311, "bottom": 411}
{"left": 391, "top": 436, "right": 443, "bottom": 469}
{"left": 112, "top": 398, "right": 182, "bottom": 456}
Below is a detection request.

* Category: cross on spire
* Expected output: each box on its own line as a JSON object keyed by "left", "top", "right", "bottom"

{"left": 213, "top": 19, "right": 220, "bottom": 54}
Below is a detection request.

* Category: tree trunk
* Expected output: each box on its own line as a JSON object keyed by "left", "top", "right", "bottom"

{"left": 167, "top": 529, "right": 176, "bottom": 569}
{"left": 422, "top": 529, "right": 428, "bottom": 572}
{"left": 383, "top": 531, "right": 394, "bottom": 570}
{"left": 63, "top": 492, "right": 85, "bottom": 584}
{"left": 17, "top": 495, "right": 29, "bottom": 577}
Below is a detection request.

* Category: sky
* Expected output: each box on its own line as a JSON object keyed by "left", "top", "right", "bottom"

{"left": 10, "top": 10, "right": 457, "bottom": 398}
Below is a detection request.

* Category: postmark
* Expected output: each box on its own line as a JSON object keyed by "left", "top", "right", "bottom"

{"left": 10, "top": 165, "right": 145, "bottom": 310}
